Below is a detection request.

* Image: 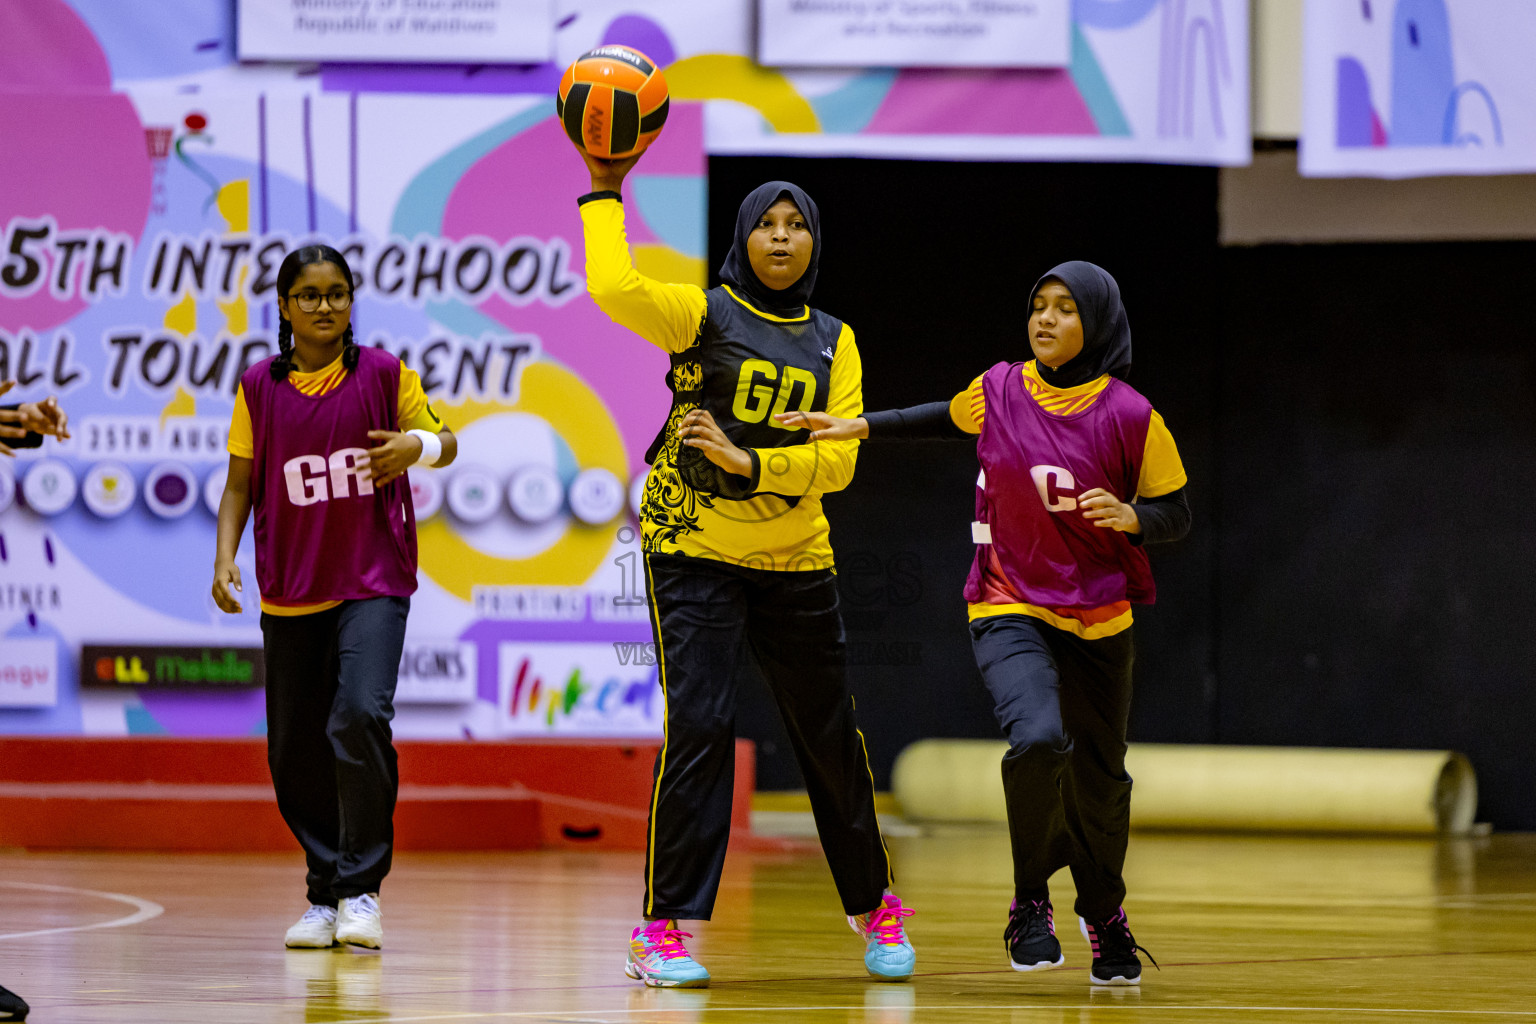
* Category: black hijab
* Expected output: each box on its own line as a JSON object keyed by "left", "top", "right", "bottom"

{"left": 717, "top": 180, "right": 821, "bottom": 316}
{"left": 1029, "top": 261, "right": 1132, "bottom": 388}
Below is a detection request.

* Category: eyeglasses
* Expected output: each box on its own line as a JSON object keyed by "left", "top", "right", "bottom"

{"left": 288, "top": 289, "right": 353, "bottom": 313}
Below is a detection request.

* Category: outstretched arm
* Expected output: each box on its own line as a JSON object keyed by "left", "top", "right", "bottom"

{"left": 863, "top": 401, "right": 974, "bottom": 440}
{"left": 774, "top": 387, "right": 978, "bottom": 442}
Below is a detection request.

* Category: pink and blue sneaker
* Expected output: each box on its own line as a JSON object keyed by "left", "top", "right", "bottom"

{"left": 848, "top": 892, "right": 916, "bottom": 981}
{"left": 625, "top": 919, "right": 710, "bottom": 988}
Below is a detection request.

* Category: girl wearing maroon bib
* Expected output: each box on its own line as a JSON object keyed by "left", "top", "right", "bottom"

{"left": 785, "top": 262, "right": 1190, "bottom": 987}
{"left": 212, "top": 245, "right": 457, "bottom": 951}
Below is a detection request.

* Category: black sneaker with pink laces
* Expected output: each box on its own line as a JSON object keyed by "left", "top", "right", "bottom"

{"left": 1079, "top": 907, "right": 1158, "bottom": 985}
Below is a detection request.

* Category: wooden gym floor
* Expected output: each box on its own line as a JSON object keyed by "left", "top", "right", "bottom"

{"left": 2, "top": 825, "right": 1534, "bottom": 1022}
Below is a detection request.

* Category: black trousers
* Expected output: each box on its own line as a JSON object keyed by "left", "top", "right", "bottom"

{"left": 970, "top": 613, "right": 1136, "bottom": 922}
{"left": 262, "top": 596, "right": 409, "bottom": 906}
{"left": 642, "top": 552, "right": 891, "bottom": 920}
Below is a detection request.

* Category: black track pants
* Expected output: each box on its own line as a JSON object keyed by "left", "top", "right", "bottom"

{"left": 970, "top": 613, "right": 1135, "bottom": 921}
{"left": 262, "top": 595, "right": 409, "bottom": 906}
{"left": 642, "top": 552, "right": 890, "bottom": 921}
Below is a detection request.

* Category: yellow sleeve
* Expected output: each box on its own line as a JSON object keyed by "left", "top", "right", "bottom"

{"left": 396, "top": 362, "right": 444, "bottom": 433}
{"left": 579, "top": 196, "right": 707, "bottom": 354}
{"left": 750, "top": 324, "right": 862, "bottom": 497}
{"left": 227, "top": 384, "right": 253, "bottom": 458}
{"left": 948, "top": 373, "right": 986, "bottom": 434}
{"left": 1138, "top": 409, "right": 1187, "bottom": 498}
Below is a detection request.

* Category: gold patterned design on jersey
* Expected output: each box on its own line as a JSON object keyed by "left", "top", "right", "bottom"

{"left": 671, "top": 361, "right": 703, "bottom": 392}
{"left": 640, "top": 401, "right": 714, "bottom": 550}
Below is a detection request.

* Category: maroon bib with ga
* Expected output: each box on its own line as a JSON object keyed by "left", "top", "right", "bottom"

{"left": 242, "top": 347, "right": 418, "bottom": 607}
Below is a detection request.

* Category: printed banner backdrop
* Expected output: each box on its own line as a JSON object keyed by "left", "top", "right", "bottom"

{"left": 1, "top": 0, "right": 1245, "bottom": 738}
{"left": 1301, "top": 0, "right": 1536, "bottom": 178}
{"left": 0, "top": 0, "right": 691, "bottom": 738}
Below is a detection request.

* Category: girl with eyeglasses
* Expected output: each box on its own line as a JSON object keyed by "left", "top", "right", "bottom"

{"left": 211, "top": 244, "right": 457, "bottom": 951}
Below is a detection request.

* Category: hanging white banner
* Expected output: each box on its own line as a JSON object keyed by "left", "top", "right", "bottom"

{"left": 701, "top": 0, "right": 1248, "bottom": 165}
{"left": 1301, "top": 0, "right": 1536, "bottom": 178}
{"left": 236, "top": 0, "right": 555, "bottom": 64}
{"left": 757, "top": 0, "right": 1071, "bottom": 70}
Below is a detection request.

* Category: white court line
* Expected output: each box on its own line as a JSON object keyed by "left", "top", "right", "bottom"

{"left": 0, "top": 880, "right": 164, "bottom": 940}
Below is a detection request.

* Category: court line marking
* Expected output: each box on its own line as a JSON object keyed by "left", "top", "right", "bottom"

{"left": 0, "top": 880, "right": 165, "bottom": 941}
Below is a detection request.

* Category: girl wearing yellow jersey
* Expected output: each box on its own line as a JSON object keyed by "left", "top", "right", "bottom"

{"left": 788, "top": 262, "right": 1189, "bottom": 987}
{"left": 573, "top": 145, "right": 914, "bottom": 987}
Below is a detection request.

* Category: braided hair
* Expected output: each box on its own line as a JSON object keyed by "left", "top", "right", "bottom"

{"left": 271, "top": 244, "right": 360, "bottom": 380}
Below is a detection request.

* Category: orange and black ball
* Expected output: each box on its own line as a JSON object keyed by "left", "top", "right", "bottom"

{"left": 556, "top": 45, "right": 670, "bottom": 160}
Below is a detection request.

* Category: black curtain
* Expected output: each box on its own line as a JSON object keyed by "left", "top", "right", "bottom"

{"left": 703, "top": 157, "right": 1536, "bottom": 829}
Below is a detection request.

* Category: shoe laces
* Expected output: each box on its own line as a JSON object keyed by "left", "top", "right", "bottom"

{"left": 858, "top": 895, "right": 915, "bottom": 947}
{"left": 1086, "top": 908, "right": 1158, "bottom": 970}
{"left": 300, "top": 905, "right": 337, "bottom": 925}
{"left": 1004, "top": 898, "right": 1054, "bottom": 946}
{"left": 345, "top": 894, "right": 380, "bottom": 920}
{"left": 639, "top": 920, "right": 695, "bottom": 962}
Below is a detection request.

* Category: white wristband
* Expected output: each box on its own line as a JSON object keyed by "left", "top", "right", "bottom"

{"left": 407, "top": 428, "right": 443, "bottom": 467}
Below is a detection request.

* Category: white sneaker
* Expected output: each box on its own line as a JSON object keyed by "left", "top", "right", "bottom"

{"left": 284, "top": 905, "right": 338, "bottom": 948}
{"left": 336, "top": 893, "right": 383, "bottom": 949}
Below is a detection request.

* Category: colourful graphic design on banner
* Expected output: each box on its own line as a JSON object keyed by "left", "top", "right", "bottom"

{"left": 0, "top": 0, "right": 695, "bottom": 739}
{"left": 1332, "top": 0, "right": 1499, "bottom": 149}
{"left": 494, "top": 640, "right": 659, "bottom": 738}
{"left": 1302, "top": 0, "right": 1536, "bottom": 178}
